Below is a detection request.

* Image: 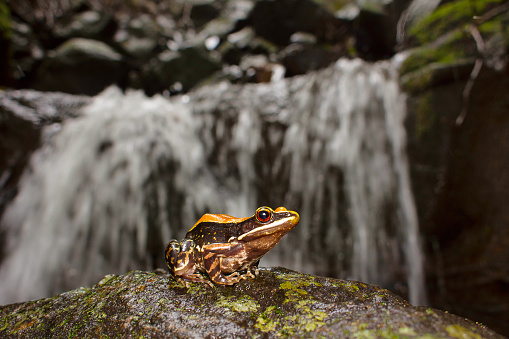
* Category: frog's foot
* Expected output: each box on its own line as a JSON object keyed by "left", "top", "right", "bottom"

{"left": 240, "top": 264, "right": 259, "bottom": 279}
{"left": 180, "top": 273, "right": 215, "bottom": 288}
{"left": 239, "top": 270, "right": 256, "bottom": 280}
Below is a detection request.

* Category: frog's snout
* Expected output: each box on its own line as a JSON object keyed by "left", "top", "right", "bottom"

{"left": 290, "top": 211, "right": 300, "bottom": 225}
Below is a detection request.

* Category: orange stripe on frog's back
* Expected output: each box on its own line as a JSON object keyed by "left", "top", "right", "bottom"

{"left": 189, "top": 213, "right": 251, "bottom": 231}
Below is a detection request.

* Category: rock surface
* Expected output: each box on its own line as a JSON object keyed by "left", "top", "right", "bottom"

{"left": 0, "top": 267, "right": 503, "bottom": 338}
{"left": 401, "top": 0, "right": 509, "bottom": 335}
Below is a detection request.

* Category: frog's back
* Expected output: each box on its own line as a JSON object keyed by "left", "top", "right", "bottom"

{"left": 186, "top": 213, "right": 249, "bottom": 244}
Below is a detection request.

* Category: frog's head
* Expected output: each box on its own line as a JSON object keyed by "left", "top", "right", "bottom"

{"left": 235, "top": 206, "right": 299, "bottom": 257}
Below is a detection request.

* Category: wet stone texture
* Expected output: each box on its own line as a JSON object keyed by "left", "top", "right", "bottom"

{"left": 0, "top": 267, "right": 504, "bottom": 338}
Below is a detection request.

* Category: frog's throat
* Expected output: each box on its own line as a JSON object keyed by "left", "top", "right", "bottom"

{"left": 237, "top": 216, "right": 298, "bottom": 241}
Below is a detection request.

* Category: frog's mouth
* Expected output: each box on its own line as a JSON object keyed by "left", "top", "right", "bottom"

{"left": 237, "top": 212, "right": 299, "bottom": 242}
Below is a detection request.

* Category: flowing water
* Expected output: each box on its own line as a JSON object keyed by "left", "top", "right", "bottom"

{"left": 0, "top": 58, "right": 427, "bottom": 305}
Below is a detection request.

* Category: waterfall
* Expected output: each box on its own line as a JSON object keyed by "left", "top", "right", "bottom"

{"left": 0, "top": 58, "right": 426, "bottom": 305}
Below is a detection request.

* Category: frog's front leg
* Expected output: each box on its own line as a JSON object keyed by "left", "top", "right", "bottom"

{"left": 166, "top": 239, "right": 213, "bottom": 287}
{"left": 202, "top": 243, "right": 245, "bottom": 285}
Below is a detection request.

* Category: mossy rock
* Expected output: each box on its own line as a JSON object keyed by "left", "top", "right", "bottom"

{"left": 400, "top": 0, "right": 509, "bottom": 93}
{"left": 400, "top": 56, "right": 475, "bottom": 94}
{"left": 408, "top": 0, "right": 502, "bottom": 46}
{"left": 0, "top": 267, "right": 504, "bottom": 338}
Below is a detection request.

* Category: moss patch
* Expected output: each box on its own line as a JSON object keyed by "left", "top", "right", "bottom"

{"left": 215, "top": 295, "right": 260, "bottom": 313}
{"left": 447, "top": 324, "right": 483, "bottom": 339}
{"left": 409, "top": 0, "right": 501, "bottom": 45}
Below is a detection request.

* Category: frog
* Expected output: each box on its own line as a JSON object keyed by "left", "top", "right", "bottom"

{"left": 165, "top": 206, "right": 300, "bottom": 287}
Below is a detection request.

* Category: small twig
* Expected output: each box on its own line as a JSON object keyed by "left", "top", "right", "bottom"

{"left": 455, "top": 24, "right": 485, "bottom": 126}
{"left": 396, "top": 8, "right": 409, "bottom": 46}
{"left": 473, "top": 1, "right": 509, "bottom": 24}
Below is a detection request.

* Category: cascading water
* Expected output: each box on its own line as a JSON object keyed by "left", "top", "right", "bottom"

{"left": 0, "top": 58, "right": 426, "bottom": 305}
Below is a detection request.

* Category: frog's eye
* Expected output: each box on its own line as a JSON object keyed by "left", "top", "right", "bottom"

{"left": 256, "top": 207, "right": 272, "bottom": 223}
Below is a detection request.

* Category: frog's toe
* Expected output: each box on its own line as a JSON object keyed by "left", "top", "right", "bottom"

{"left": 244, "top": 271, "right": 256, "bottom": 279}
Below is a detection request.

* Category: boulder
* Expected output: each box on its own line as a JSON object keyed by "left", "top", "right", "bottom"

{"left": 53, "top": 10, "right": 117, "bottom": 41}
{"left": 142, "top": 45, "right": 221, "bottom": 95}
{"left": 115, "top": 14, "right": 163, "bottom": 59}
{"left": 245, "top": 0, "right": 348, "bottom": 46}
{"left": 0, "top": 268, "right": 503, "bottom": 338}
{"left": 32, "top": 38, "right": 127, "bottom": 95}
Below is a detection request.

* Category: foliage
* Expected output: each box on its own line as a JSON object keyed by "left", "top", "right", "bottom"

{"left": 313, "top": 0, "right": 353, "bottom": 13}
{"left": 409, "top": 0, "right": 502, "bottom": 44}
{"left": 0, "top": 0, "right": 11, "bottom": 38}
{"left": 400, "top": 29, "right": 473, "bottom": 76}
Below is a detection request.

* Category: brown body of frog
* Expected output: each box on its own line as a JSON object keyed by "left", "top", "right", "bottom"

{"left": 165, "top": 206, "right": 300, "bottom": 286}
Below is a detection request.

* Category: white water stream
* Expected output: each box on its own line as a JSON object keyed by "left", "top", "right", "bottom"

{"left": 0, "top": 58, "right": 426, "bottom": 305}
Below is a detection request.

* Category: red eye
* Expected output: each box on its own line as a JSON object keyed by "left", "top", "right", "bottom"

{"left": 256, "top": 207, "right": 272, "bottom": 223}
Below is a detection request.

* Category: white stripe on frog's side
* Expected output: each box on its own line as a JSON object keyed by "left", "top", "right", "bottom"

{"left": 237, "top": 216, "right": 295, "bottom": 241}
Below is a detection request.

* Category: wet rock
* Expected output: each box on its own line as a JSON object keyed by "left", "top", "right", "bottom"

{"left": 189, "top": 0, "right": 222, "bottom": 29}
{"left": 9, "top": 20, "right": 44, "bottom": 86}
{"left": 0, "top": 268, "right": 503, "bottom": 338}
{"left": 282, "top": 43, "right": 345, "bottom": 77}
{"left": 53, "top": 10, "right": 116, "bottom": 41}
{"left": 246, "top": 0, "right": 348, "bottom": 46}
{"left": 32, "top": 38, "right": 126, "bottom": 95}
{"left": 354, "top": 8, "right": 397, "bottom": 60}
{"left": 142, "top": 45, "right": 221, "bottom": 95}
{"left": 115, "top": 14, "right": 163, "bottom": 59}
{"left": 194, "top": 0, "right": 254, "bottom": 40}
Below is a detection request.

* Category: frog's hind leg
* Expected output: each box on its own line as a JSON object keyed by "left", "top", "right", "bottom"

{"left": 174, "top": 239, "right": 214, "bottom": 287}
{"left": 203, "top": 253, "right": 242, "bottom": 285}
{"left": 202, "top": 243, "right": 246, "bottom": 285}
{"left": 165, "top": 240, "right": 180, "bottom": 279}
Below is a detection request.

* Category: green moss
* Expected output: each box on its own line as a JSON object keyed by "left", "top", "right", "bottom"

{"left": 446, "top": 325, "right": 482, "bottom": 339}
{"left": 278, "top": 273, "right": 324, "bottom": 304}
{"left": 398, "top": 326, "right": 416, "bottom": 336}
{"left": 215, "top": 295, "right": 260, "bottom": 313}
{"left": 0, "top": 0, "right": 11, "bottom": 38}
{"left": 287, "top": 300, "right": 328, "bottom": 332}
{"left": 351, "top": 327, "right": 442, "bottom": 339}
{"left": 255, "top": 306, "right": 281, "bottom": 332}
{"left": 400, "top": 26, "right": 472, "bottom": 77}
{"left": 186, "top": 283, "right": 209, "bottom": 295}
{"left": 313, "top": 0, "right": 352, "bottom": 13}
{"left": 333, "top": 281, "right": 361, "bottom": 293}
{"left": 409, "top": 0, "right": 501, "bottom": 45}
{"left": 96, "top": 274, "right": 118, "bottom": 287}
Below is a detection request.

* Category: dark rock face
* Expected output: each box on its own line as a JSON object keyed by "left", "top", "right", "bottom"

{"left": 32, "top": 38, "right": 127, "bottom": 95}
{"left": 142, "top": 46, "right": 222, "bottom": 95}
{"left": 401, "top": 0, "right": 509, "bottom": 335}
{"left": 420, "top": 69, "right": 509, "bottom": 337}
{"left": 246, "top": 0, "right": 348, "bottom": 45}
{"left": 0, "top": 268, "right": 503, "bottom": 338}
